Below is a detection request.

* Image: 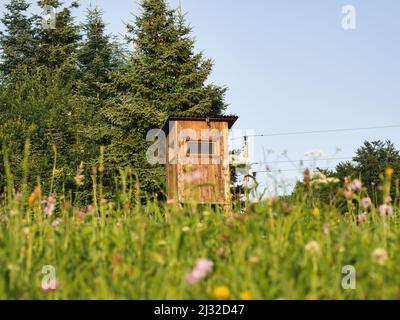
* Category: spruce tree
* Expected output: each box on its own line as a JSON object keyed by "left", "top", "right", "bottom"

{"left": 76, "top": 6, "right": 123, "bottom": 171}
{"left": 100, "top": 0, "right": 227, "bottom": 194}
{"left": 34, "top": 0, "right": 81, "bottom": 71}
{"left": 126, "top": 0, "right": 226, "bottom": 117}
{"left": 0, "top": 0, "right": 35, "bottom": 76}
{"left": 78, "top": 6, "right": 114, "bottom": 98}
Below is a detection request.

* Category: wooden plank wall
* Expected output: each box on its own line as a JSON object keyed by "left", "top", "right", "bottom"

{"left": 166, "top": 120, "right": 230, "bottom": 205}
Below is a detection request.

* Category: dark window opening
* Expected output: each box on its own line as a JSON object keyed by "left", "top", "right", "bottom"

{"left": 187, "top": 141, "right": 216, "bottom": 156}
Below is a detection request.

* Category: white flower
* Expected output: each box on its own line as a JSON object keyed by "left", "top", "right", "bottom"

{"left": 372, "top": 248, "right": 388, "bottom": 266}
{"left": 305, "top": 241, "right": 320, "bottom": 255}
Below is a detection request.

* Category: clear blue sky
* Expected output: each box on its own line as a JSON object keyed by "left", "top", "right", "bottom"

{"left": 1, "top": 0, "right": 400, "bottom": 192}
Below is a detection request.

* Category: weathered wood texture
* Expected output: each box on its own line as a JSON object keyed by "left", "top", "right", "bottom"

{"left": 166, "top": 118, "right": 234, "bottom": 205}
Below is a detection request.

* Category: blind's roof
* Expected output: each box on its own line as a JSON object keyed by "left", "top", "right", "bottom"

{"left": 166, "top": 114, "right": 238, "bottom": 129}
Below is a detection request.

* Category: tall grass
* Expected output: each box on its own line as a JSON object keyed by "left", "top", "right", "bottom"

{"left": 0, "top": 147, "right": 399, "bottom": 300}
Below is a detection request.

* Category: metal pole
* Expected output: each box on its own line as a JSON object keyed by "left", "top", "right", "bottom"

{"left": 243, "top": 136, "right": 249, "bottom": 196}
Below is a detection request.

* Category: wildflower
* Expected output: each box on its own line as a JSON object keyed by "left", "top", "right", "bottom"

{"left": 182, "top": 226, "right": 190, "bottom": 233}
{"left": 386, "top": 167, "right": 394, "bottom": 177}
{"left": 186, "top": 258, "right": 213, "bottom": 285}
{"left": 100, "top": 198, "right": 108, "bottom": 205}
{"left": 350, "top": 179, "right": 362, "bottom": 192}
{"left": 312, "top": 207, "right": 320, "bottom": 217}
{"left": 309, "top": 172, "right": 340, "bottom": 186}
{"left": 372, "top": 248, "right": 388, "bottom": 266}
{"left": 268, "top": 195, "right": 278, "bottom": 203}
{"left": 379, "top": 204, "right": 394, "bottom": 217}
{"left": 10, "top": 209, "right": 18, "bottom": 216}
{"left": 166, "top": 198, "right": 175, "bottom": 205}
{"left": 327, "top": 177, "right": 340, "bottom": 184}
{"left": 305, "top": 241, "right": 320, "bottom": 255}
{"left": 249, "top": 256, "right": 260, "bottom": 265}
{"left": 78, "top": 211, "right": 86, "bottom": 219}
{"left": 52, "top": 218, "right": 62, "bottom": 228}
{"left": 216, "top": 247, "right": 226, "bottom": 256}
{"left": 303, "top": 169, "right": 311, "bottom": 185}
{"left": 87, "top": 204, "right": 94, "bottom": 213}
{"left": 384, "top": 196, "right": 392, "bottom": 204}
{"left": 357, "top": 213, "right": 368, "bottom": 224}
{"left": 22, "top": 227, "right": 29, "bottom": 236}
{"left": 28, "top": 193, "right": 36, "bottom": 206}
{"left": 240, "top": 291, "right": 253, "bottom": 300}
{"left": 196, "top": 223, "right": 206, "bottom": 231}
{"left": 213, "top": 286, "right": 231, "bottom": 300}
{"left": 112, "top": 255, "right": 123, "bottom": 266}
{"left": 323, "top": 223, "right": 330, "bottom": 235}
{"left": 43, "top": 196, "right": 56, "bottom": 217}
{"left": 74, "top": 162, "right": 85, "bottom": 187}
{"left": 343, "top": 190, "right": 353, "bottom": 200}
{"left": 361, "top": 197, "right": 372, "bottom": 210}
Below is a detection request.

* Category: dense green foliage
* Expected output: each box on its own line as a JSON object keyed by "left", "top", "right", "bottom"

{"left": 0, "top": 0, "right": 35, "bottom": 75}
{"left": 292, "top": 140, "right": 400, "bottom": 209}
{"left": 0, "top": 0, "right": 226, "bottom": 196}
{"left": 335, "top": 141, "right": 400, "bottom": 196}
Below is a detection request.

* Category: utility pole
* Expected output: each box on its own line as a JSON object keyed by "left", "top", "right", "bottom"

{"left": 243, "top": 136, "right": 249, "bottom": 198}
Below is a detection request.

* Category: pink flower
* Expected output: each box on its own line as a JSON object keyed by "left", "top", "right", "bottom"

{"left": 361, "top": 197, "right": 372, "bottom": 210}
{"left": 357, "top": 213, "right": 368, "bottom": 224}
{"left": 185, "top": 258, "right": 213, "bottom": 285}
{"left": 379, "top": 204, "right": 394, "bottom": 217}
{"left": 269, "top": 195, "right": 278, "bottom": 203}
{"left": 343, "top": 190, "right": 353, "bottom": 199}
{"left": 167, "top": 198, "right": 175, "bottom": 205}
{"left": 350, "top": 179, "right": 362, "bottom": 192}
{"left": 43, "top": 196, "right": 56, "bottom": 217}
{"left": 78, "top": 211, "right": 86, "bottom": 218}
{"left": 87, "top": 204, "right": 94, "bottom": 213}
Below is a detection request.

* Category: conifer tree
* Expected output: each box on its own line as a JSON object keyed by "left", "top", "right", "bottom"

{"left": 76, "top": 6, "right": 124, "bottom": 170}
{"left": 78, "top": 6, "right": 114, "bottom": 98}
{"left": 100, "top": 0, "right": 227, "bottom": 194}
{"left": 126, "top": 0, "right": 226, "bottom": 117}
{"left": 34, "top": 0, "right": 81, "bottom": 71}
{"left": 0, "top": 0, "right": 35, "bottom": 76}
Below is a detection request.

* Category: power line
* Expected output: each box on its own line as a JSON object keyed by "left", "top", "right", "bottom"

{"left": 253, "top": 167, "right": 337, "bottom": 174}
{"left": 252, "top": 156, "right": 352, "bottom": 165}
{"left": 231, "top": 124, "right": 400, "bottom": 140}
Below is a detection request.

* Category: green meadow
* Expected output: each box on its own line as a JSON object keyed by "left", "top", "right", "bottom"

{"left": 0, "top": 162, "right": 398, "bottom": 300}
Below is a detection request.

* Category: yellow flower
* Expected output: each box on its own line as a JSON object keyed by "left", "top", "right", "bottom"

{"left": 312, "top": 207, "right": 320, "bottom": 217}
{"left": 28, "top": 193, "right": 36, "bottom": 206}
{"left": 214, "top": 286, "right": 231, "bottom": 300}
{"left": 240, "top": 291, "right": 253, "bottom": 300}
{"left": 386, "top": 167, "right": 394, "bottom": 177}
{"left": 249, "top": 256, "right": 260, "bottom": 265}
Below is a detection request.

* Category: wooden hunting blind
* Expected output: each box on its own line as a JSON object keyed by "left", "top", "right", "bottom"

{"left": 163, "top": 115, "right": 238, "bottom": 205}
